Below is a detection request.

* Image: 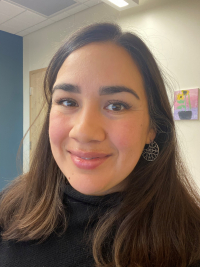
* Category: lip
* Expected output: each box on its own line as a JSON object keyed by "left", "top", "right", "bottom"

{"left": 68, "top": 150, "right": 111, "bottom": 170}
{"left": 68, "top": 150, "right": 111, "bottom": 158}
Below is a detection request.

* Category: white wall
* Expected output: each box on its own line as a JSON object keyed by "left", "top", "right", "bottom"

{"left": 23, "top": 0, "right": 200, "bottom": 187}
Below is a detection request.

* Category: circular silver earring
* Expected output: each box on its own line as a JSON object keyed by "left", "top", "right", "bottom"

{"left": 142, "top": 140, "right": 159, "bottom": 161}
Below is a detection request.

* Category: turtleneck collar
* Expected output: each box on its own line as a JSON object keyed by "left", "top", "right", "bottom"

{"left": 63, "top": 183, "right": 122, "bottom": 207}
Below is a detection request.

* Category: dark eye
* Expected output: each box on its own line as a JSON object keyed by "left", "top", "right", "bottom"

{"left": 106, "top": 101, "right": 132, "bottom": 112}
{"left": 63, "top": 100, "right": 77, "bottom": 107}
{"left": 56, "top": 98, "right": 78, "bottom": 107}
{"left": 107, "top": 103, "right": 125, "bottom": 111}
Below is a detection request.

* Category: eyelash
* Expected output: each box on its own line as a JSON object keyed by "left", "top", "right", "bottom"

{"left": 55, "top": 98, "right": 78, "bottom": 107}
{"left": 54, "top": 98, "right": 132, "bottom": 112}
{"left": 106, "top": 100, "right": 132, "bottom": 111}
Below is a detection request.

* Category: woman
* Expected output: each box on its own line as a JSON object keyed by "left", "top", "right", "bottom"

{"left": 0, "top": 23, "right": 200, "bottom": 267}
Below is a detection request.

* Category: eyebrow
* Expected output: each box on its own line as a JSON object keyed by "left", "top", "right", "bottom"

{"left": 52, "top": 83, "right": 140, "bottom": 100}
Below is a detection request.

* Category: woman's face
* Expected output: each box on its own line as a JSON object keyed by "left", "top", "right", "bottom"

{"left": 49, "top": 42, "right": 155, "bottom": 196}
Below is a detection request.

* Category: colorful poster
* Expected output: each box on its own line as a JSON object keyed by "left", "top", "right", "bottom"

{"left": 174, "top": 88, "right": 199, "bottom": 120}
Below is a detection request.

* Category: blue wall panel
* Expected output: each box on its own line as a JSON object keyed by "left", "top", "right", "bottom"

{"left": 0, "top": 30, "right": 23, "bottom": 191}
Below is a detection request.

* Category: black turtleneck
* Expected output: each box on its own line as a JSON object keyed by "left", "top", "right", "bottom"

{"left": 0, "top": 184, "right": 121, "bottom": 267}
{"left": 1, "top": 185, "right": 200, "bottom": 267}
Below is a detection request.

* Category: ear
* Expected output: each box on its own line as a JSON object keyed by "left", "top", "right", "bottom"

{"left": 145, "top": 128, "right": 156, "bottom": 144}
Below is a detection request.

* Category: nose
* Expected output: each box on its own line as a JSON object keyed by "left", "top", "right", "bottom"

{"left": 68, "top": 107, "right": 106, "bottom": 144}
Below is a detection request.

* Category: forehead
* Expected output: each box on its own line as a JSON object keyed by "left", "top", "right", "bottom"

{"left": 55, "top": 42, "right": 146, "bottom": 99}
{"left": 62, "top": 42, "right": 134, "bottom": 67}
{"left": 57, "top": 42, "right": 140, "bottom": 78}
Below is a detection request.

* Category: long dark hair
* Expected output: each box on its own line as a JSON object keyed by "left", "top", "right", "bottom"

{"left": 0, "top": 23, "right": 200, "bottom": 267}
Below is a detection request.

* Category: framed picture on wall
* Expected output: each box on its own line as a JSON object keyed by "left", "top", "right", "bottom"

{"left": 174, "top": 88, "right": 199, "bottom": 121}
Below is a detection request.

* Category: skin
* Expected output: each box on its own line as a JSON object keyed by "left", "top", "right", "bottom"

{"left": 49, "top": 42, "right": 155, "bottom": 196}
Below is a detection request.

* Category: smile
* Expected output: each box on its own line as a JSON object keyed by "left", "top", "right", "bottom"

{"left": 80, "top": 157, "right": 98, "bottom": 160}
{"left": 68, "top": 150, "right": 111, "bottom": 170}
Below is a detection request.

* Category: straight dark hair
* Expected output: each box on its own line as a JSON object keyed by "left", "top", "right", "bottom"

{"left": 0, "top": 23, "right": 200, "bottom": 267}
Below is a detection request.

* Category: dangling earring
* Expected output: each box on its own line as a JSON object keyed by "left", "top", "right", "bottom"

{"left": 142, "top": 140, "right": 159, "bottom": 161}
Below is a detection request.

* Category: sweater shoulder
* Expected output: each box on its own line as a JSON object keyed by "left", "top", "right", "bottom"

{"left": 189, "top": 261, "right": 200, "bottom": 267}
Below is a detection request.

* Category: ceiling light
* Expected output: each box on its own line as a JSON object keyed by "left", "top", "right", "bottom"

{"left": 101, "top": 0, "right": 139, "bottom": 11}
{"left": 107, "top": 0, "right": 128, "bottom": 8}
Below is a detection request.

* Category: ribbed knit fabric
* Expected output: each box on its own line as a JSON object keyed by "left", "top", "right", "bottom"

{"left": 0, "top": 185, "right": 200, "bottom": 267}
{"left": 0, "top": 184, "right": 121, "bottom": 267}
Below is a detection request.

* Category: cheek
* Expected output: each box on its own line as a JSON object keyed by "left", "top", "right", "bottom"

{"left": 49, "top": 110, "right": 70, "bottom": 146}
{"left": 115, "top": 129, "right": 133, "bottom": 149}
{"left": 110, "top": 117, "right": 148, "bottom": 152}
